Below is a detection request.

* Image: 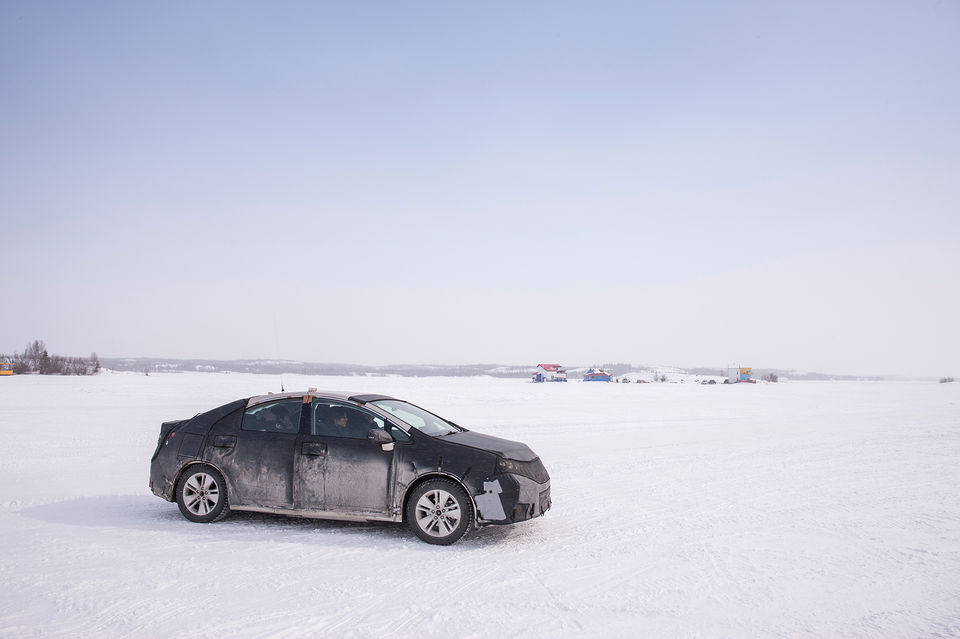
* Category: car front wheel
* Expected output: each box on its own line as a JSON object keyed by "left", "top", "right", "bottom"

{"left": 407, "top": 479, "right": 472, "bottom": 545}
{"left": 176, "top": 464, "right": 230, "bottom": 523}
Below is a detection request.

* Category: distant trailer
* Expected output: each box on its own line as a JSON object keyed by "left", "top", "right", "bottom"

{"left": 727, "top": 367, "right": 753, "bottom": 383}
{"left": 583, "top": 368, "right": 611, "bottom": 382}
{"left": 533, "top": 363, "right": 568, "bottom": 382}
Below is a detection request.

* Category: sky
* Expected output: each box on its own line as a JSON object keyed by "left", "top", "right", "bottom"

{"left": 1, "top": 1, "right": 958, "bottom": 376}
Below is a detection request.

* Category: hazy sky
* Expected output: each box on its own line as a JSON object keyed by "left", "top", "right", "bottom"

{"left": 2, "top": 1, "right": 958, "bottom": 376}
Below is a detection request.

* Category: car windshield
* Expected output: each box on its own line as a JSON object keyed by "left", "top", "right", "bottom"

{"left": 371, "top": 400, "right": 461, "bottom": 436}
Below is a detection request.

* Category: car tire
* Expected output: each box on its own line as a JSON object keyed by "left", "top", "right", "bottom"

{"left": 175, "top": 464, "right": 230, "bottom": 523}
{"left": 407, "top": 478, "right": 473, "bottom": 545}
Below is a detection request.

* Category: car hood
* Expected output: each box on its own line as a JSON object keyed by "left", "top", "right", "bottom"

{"left": 440, "top": 430, "right": 538, "bottom": 462}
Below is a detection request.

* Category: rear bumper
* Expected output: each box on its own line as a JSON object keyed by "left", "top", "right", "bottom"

{"left": 149, "top": 456, "right": 178, "bottom": 502}
{"left": 149, "top": 472, "right": 175, "bottom": 502}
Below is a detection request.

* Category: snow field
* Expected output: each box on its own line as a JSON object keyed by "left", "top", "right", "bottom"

{"left": 1, "top": 372, "right": 958, "bottom": 638}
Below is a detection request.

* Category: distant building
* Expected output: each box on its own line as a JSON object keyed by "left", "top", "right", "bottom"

{"left": 533, "top": 363, "right": 568, "bottom": 383}
{"left": 726, "top": 367, "right": 753, "bottom": 383}
{"left": 583, "top": 368, "right": 612, "bottom": 382}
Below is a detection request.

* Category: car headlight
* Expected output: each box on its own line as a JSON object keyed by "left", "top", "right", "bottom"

{"left": 496, "top": 456, "right": 550, "bottom": 483}
{"left": 496, "top": 457, "right": 522, "bottom": 475}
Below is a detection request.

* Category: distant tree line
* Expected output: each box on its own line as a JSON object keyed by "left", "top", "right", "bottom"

{"left": 2, "top": 340, "right": 100, "bottom": 375}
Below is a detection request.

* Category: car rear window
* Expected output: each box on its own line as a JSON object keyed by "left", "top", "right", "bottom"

{"left": 242, "top": 399, "right": 301, "bottom": 433}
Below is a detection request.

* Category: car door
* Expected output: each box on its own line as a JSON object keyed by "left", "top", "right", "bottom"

{"left": 294, "top": 400, "right": 394, "bottom": 516}
{"left": 219, "top": 398, "right": 303, "bottom": 508}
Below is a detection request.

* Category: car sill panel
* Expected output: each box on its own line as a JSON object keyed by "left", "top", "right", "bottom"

{"left": 230, "top": 504, "right": 400, "bottom": 523}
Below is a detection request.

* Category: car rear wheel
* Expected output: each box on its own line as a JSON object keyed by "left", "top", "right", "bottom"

{"left": 407, "top": 479, "right": 472, "bottom": 545}
{"left": 176, "top": 464, "right": 230, "bottom": 523}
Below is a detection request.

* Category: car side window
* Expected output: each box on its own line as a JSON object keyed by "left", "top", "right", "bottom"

{"left": 242, "top": 399, "right": 302, "bottom": 433}
{"left": 312, "top": 402, "right": 386, "bottom": 440}
{"left": 386, "top": 423, "right": 411, "bottom": 442}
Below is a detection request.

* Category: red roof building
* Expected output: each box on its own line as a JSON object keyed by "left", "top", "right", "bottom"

{"left": 533, "top": 363, "right": 568, "bottom": 382}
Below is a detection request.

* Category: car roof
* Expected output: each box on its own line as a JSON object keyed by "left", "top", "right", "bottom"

{"left": 246, "top": 390, "right": 398, "bottom": 408}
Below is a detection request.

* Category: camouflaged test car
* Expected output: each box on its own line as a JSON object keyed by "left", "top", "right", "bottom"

{"left": 150, "top": 390, "right": 551, "bottom": 544}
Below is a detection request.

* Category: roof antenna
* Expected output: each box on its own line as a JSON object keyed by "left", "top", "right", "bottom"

{"left": 273, "top": 309, "right": 284, "bottom": 393}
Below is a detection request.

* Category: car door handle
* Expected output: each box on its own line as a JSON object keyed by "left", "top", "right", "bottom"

{"left": 302, "top": 442, "right": 326, "bottom": 456}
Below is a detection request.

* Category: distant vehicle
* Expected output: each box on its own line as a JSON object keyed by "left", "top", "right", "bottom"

{"left": 150, "top": 390, "right": 551, "bottom": 545}
{"left": 941, "top": 377, "right": 955, "bottom": 384}
{"left": 0, "top": 362, "right": 12, "bottom": 376}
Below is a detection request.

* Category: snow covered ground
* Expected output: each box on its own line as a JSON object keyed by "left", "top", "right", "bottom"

{"left": 1, "top": 372, "right": 958, "bottom": 638}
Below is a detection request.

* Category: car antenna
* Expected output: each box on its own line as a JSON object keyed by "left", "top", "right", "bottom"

{"left": 272, "top": 308, "right": 284, "bottom": 393}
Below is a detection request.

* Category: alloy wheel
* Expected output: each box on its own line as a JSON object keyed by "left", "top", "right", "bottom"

{"left": 414, "top": 488, "right": 462, "bottom": 537}
{"left": 182, "top": 472, "right": 220, "bottom": 516}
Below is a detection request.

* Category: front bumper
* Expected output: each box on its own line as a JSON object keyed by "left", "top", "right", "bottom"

{"left": 475, "top": 474, "right": 551, "bottom": 525}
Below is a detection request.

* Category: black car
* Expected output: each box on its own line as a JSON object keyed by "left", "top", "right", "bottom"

{"left": 150, "top": 390, "right": 551, "bottom": 544}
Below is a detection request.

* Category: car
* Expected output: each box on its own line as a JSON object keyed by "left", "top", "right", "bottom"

{"left": 149, "top": 390, "right": 551, "bottom": 545}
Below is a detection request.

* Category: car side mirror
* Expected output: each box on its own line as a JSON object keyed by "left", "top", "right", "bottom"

{"left": 367, "top": 428, "right": 394, "bottom": 451}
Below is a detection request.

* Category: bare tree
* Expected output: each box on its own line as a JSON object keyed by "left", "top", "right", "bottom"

{"left": 23, "top": 340, "right": 46, "bottom": 371}
{"left": 10, "top": 340, "right": 100, "bottom": 375}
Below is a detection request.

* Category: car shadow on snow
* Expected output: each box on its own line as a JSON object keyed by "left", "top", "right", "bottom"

{"left": 18, "top": 495, "right": 186, "bottom": 530}
{"left": 175, "top": 509, "right": 529, "bottom": 548}
{"left": 17, "top": 496, "right": 531, "bottom": 548}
